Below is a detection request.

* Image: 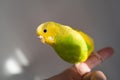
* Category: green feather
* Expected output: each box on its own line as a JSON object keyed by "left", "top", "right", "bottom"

{"left": 53, "top": 28, "right": 88, "bottom": 63}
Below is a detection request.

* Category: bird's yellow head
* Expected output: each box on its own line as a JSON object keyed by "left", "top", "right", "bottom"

{"left": 36, "top": 22, "right": 60, "bottom": 45}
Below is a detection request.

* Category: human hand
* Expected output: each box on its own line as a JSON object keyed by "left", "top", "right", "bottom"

{"left": 47, "top": 47, "right": 114, "bottom": 80}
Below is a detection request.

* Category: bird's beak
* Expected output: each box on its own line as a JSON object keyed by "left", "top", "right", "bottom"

{"left": 38, "top": 35, "right": 45, "bottom": 43}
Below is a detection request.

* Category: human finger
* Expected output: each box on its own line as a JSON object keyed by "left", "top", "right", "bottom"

{"left": 82, "top": 71, "right": 107, "bottom": 80}
{"left": 85, "top": 47, "right": 114, "bottom": 69}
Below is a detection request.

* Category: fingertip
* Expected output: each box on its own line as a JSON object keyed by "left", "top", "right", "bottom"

{"left": 98, "top": 47, "right": 114, "bottom": 54}
{"left": 98, "top": 47, "right": 114, "bottom": 60}
{"left": 106, "top": 47, "right": 114, "bottom": 54}
{"left": 83, "top": 71, "right": 107, "bottom": 80}
{"left": 85, "top": 47, "right": 114, "bottom": 69}
{"left": 91, "top": 71, "right": 107, "bottom": 80}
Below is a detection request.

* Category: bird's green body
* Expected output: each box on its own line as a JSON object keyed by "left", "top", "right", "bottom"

{"left": 36, "top": 22, "right": 94, "bottom": 63}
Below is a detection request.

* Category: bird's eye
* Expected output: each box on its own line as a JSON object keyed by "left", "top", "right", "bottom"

{"left": 43, "top": 29, "right": 47, "bottom": 33}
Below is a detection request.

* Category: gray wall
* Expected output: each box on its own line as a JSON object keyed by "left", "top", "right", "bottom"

{"left": 0, "top": 0, "right": 119, "bottom": 80}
